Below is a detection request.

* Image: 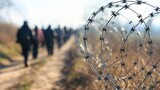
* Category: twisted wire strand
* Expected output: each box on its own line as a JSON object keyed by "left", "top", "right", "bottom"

{"left": 81, "top": 0, "right": 160, "bottom": 89}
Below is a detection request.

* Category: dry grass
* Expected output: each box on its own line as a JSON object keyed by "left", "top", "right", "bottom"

{"left": 0, "top": 22, "right": 20, "bottom": 64}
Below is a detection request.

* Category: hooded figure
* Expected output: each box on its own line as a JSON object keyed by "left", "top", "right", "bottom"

{"left": 17, "top": 21, "right": 32, "bottom": 67}
{"left": 32, "top": 26, "right": 38, "bottom": 59}
{"left": 43, "top": 25, "right": 54, "bottom": 55}
{"left": 55, "top": 25, "right": 62, "bottom": 48}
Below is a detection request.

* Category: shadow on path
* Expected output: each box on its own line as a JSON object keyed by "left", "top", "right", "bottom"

{"left": 0, "top": 52, "right": 13, "bottom": 62}
{"left": 0, "top": 53, "right": 47, "bottom": 74}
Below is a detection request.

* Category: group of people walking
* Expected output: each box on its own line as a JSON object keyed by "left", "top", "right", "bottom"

{"left": 16, "top": 21, "right": 74, "bottom": 67}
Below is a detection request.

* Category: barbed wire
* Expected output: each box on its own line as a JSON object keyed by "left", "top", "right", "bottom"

{"left": 80, "top": 0, "right": 160, "bottom": 89}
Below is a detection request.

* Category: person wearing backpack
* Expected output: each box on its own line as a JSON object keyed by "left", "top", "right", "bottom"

{"left": 16, "top": 21, "right": 33, "bottom": 67}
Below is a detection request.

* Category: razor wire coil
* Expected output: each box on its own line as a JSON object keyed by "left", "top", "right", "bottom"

{"left": 80, "top": 0, "right": 160, "bottom": 89}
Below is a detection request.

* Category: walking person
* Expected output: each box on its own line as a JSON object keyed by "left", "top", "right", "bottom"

{"left": 37, "top": 27, "right": 44, "bottom": 47}
{"left": 55, "top": 25, "right": 62, "bottom": 49}
{"left": 63, "top": 26, "right": 68, "bottom": 43}
{"left": 32, "top": 26, "right": 39, "bottom": 59}
{"left": 41, "top": 27, "right": 46, "bottom": 47}
{"left": 43, "top": 25, "right": 54, "bottom": 55}
{"left": 16, "top": 21, "right": 32, "bottom": 67}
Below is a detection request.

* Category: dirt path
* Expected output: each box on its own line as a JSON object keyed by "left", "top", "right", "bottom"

{"left": 0, "top": 48, "right": 47, "bottom": 73}
{"left": 0, "top": 36, "right": 76, "bottom": 90}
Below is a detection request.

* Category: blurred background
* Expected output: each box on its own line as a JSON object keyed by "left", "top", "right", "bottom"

{"left": 0, "top": 0, "right": 102, "bottom": 90}
{"left": 0, "top": 0, "right": 160, "bottom": 90}
{"left": 0, "top": 0, "right": 111, "bottom": 28}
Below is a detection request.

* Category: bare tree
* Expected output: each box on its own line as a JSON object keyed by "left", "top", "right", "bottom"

{"left": 0, "top": 0, "right": 12, "bottom": 10}
{"left": 0, "top": 0, "right": 13, "bottom": 22}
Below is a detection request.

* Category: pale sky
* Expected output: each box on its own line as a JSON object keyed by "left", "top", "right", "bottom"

{"left": 1, "top": 0, "right": 160, "bottom": 29}
{"left": 8, "top": 0, "right": 106, "bottom": 28}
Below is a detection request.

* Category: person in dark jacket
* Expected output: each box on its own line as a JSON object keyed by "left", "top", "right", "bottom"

{"left": 16, "top": 21, "right": 32, "bottom": 67}
{"left": 63, "top": 26, "right": 68, "bottom": 43}
{"left": 32, "top": 26, "right": 38, "bottom": 59}
{"left": 41, "top": 27, "right": 46, "bottom": 47}
{"left": 55, "top": 25, "right": 62, "bottom": 49}
{"left": 43, "top": 25, "right": 54, "bottom": 55}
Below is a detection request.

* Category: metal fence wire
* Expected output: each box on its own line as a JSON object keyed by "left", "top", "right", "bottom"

{"left": 79, "top": 0, "right": 160, "bottom": 89}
